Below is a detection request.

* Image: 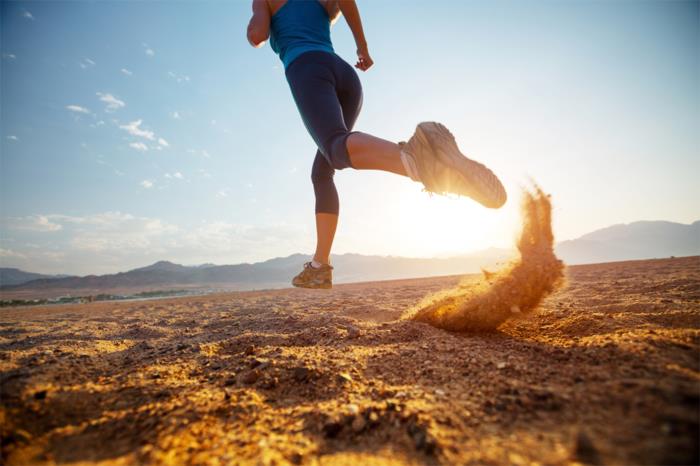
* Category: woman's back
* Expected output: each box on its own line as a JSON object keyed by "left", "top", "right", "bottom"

{"left": 269, "top": 0, "right": 335, "bottom": 69}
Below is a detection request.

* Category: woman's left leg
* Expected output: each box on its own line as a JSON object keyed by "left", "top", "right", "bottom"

{"left": 311, "top": 60, "right": 365, "bottom": 266}
{"left": 310, "top": 151, "right": 339, "bottom": 265}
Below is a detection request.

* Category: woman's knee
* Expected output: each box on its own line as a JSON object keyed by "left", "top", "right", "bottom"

{"left": 319, "top": 131, "right": 354, "bottom": 170}
{"left": 311, "top": 156, "right": 335, "bottom": 185}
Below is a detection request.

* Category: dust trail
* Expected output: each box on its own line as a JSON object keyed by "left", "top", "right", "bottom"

{"left": 404, "top": 186, "right": 565, "bottom": 332}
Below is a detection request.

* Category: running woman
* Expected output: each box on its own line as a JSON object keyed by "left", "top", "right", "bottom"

{"left": 247, "top": 0, "right": 506, "bottom": 289}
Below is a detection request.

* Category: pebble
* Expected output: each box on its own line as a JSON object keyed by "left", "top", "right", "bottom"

{"left": 240, "top": 370, "right": 260, "bottom": 385}
{"left": 337, "top": 372, "right": 353, "bottom": 383}
{"left": 574, "top": 430, "right": 601, "bottom": 464}
{"left": 435, "top": 389, "right": 446, "bottom": 396}
{"left": 347, "top": 403, "right": 359, "bottom": 414}
{"left": 322, "top": 420, "right": 343, "bottom": 438}
{"left": 345, "top": 325, "right": 361, "bottom": 339}
{"left": 292, "top": 366, "right": 311, "bottom": 382}
{"left": 496, "top": 362, "right": 507, "bottom": 369}
{"left": 351, "top": 415, "right": 366, "bottom": 432}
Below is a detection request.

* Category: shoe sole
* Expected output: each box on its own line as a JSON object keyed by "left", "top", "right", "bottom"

{"left": 416, "top": 122, "right": 507, "bottom": 209}
{"left": 292, "top": 281, "right": 332, "bottom": 289}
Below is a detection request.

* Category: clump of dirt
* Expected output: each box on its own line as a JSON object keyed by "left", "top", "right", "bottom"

{"left": 405, "top": 186, "right": 565, "bottom": 331}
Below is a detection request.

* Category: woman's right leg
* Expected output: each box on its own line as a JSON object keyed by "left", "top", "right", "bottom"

{"left": 345, "top": 132, "right": 407, "bottom": 176}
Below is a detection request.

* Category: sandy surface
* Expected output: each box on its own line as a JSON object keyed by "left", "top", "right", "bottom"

{"left": 1, "top": 256, "right": 699, "bottom": 465}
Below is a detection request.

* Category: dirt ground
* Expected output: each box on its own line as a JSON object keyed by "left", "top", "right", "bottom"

{"left": 1, "top": 256, "right": 698, "bottom": 465}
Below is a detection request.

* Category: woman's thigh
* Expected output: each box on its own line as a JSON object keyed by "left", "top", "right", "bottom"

{"left": 286, "top": 61, "right": 350, "bottom": 166}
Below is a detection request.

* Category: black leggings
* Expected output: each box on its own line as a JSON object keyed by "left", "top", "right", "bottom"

{"left": 285, "top": 51, "right": 363, "bottom": 215}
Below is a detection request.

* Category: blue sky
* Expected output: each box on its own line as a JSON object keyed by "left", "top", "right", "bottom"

{"left": 1, "top": 0, "right": 698, "bottom": 275}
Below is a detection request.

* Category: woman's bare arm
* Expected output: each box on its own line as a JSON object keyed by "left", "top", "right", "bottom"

{"left": 338, "top": 0, "right": 373, "bottom": 71}
{"left": 247, "top": 0, "right": 271, "bottom": 48}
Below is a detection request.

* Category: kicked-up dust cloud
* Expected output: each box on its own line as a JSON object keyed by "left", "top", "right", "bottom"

{"left": 405, "top": 186, "right": 565, "bottom": 332}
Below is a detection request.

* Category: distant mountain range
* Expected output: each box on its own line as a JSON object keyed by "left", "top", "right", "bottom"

{"left": 1, "top": 220, "right": 698, "bottom": 293}
{"left": 556, "top": 220, "right": 699, "bottom": 264}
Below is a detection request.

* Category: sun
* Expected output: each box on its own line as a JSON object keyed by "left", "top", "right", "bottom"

{"left": 393, "top": 184, "right": 519, "bottom": 258}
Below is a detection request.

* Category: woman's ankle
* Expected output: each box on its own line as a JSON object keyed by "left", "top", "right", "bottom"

{"left": 312, "top": 256, "right": 330, "bottom": 266}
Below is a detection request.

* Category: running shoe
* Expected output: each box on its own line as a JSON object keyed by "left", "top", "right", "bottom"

{"left": 292, "top": 262, "right": 333, "bottom": 289}
{"left": 400, "top": 122, "right": 507, "bottom": 208}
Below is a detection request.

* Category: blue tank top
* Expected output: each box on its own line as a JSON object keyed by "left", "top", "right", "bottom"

{"left": 269, "top": 0, "right": 335, "bottom": 69}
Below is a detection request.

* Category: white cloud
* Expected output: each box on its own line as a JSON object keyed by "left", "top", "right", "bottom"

{"left": 96, "top": 92, "right": 125, "bottom": 112}
{"left": 143, "top": 43, "right": 155, "bottom": 57}
{"left": 0, "top": 248, "right": 26, "bottom": 259}
{"left": 51, "top": 212, "right": 179, "bottom": 253}
{"left": 129, "top": 142, "right": 149, "bottom": 152}
{"left": 168, "top": 71, "right": 190, "bottom": 83}
{"left": 171, "top": 111, "right": 181, "bottom": 120}
{"left": 7, "top": 215, "right": 63, "bottom": 232}
{"left": 0, "top": 212, "right": 309, "bottom": 275}
{"left": 121, "top": 68, "right": 133, "bottom": 76}
{"left": 6, "top": 135, "right": 18, "bottom": 141}
{"left": 80, "top": 58, "right": 96, "bottom": 69}
{"left": 66, "top": 105, "right": 90, "bottom": 114}
{"left": 2, "top": 53, "right": 16, "bottom": 60}
{"left": 173, "top": 171, "right": 183, "bottom": 179}
{"left": 216, "top": 188, "right": 230, "bottom": 198}
{"left": 22, "top": 10, "right": 34, "bottom": 20}
{"left": 158, "top": 137, "right": 169, "bottom": 147}
{"left": 187, "top": 149, "right": 211, "bottom": 158}
{"left": 197, "top": 169, "right": 212, "bottom": 178}
{"left": 120, "top": 120, "right": 155, "bottom": 140}
{"left": 140, "top": 180, "right": 154, "bottom": 189}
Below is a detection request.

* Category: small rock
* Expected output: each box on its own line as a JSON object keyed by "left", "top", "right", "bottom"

{"left": 396, "top": 391, "right": 407, "bottom": 398}
{"left": 435, "top": 389, "right": 446, "bottom": 396}
{"left": 347, "top": 403, "right": 359, "bottom": 414}
{"left": 33, "top": 390, "right": 47, "bottom": 400}
{"left": 351, "top": 415, "right": 366, "bottom": 432}
{"left": 322, "top": 420, "right": 343, "bottom": 438}
{"left": 289, "top": 452, "right": 303, "bottom": 465}
{"left": 176, "top": 343, "right": 189, "bottom": 351}
{"left": 224, "top": 377, "right": 236, "bottom": 386}
{"left": 240, "top": 370, "right": 260, "bottom": 385}
{"left": 292, "top": 366, "right": 311, "bottom": 382}
{"left": 250, "top": 357, "right": 269, "bottom": 369}
{"left": 510, "top": 305, "right": 521, "bottom": 314}
{"left": 496, "top": 362, "right": 507, "bottom": 369}
{"left": 345, "top": 325, "right": 361, "bottom": 339}
{"left": 260, "top": 376, "right": 278, "bottom": 389}
{"left": 337, "top": 372, "right": 353, "bottom": 383}
{"left": 574, "top": 430, "right": 601, "bottom": 465}
{"left": 9, "top": 428, "right": 32, "bottom": 443}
